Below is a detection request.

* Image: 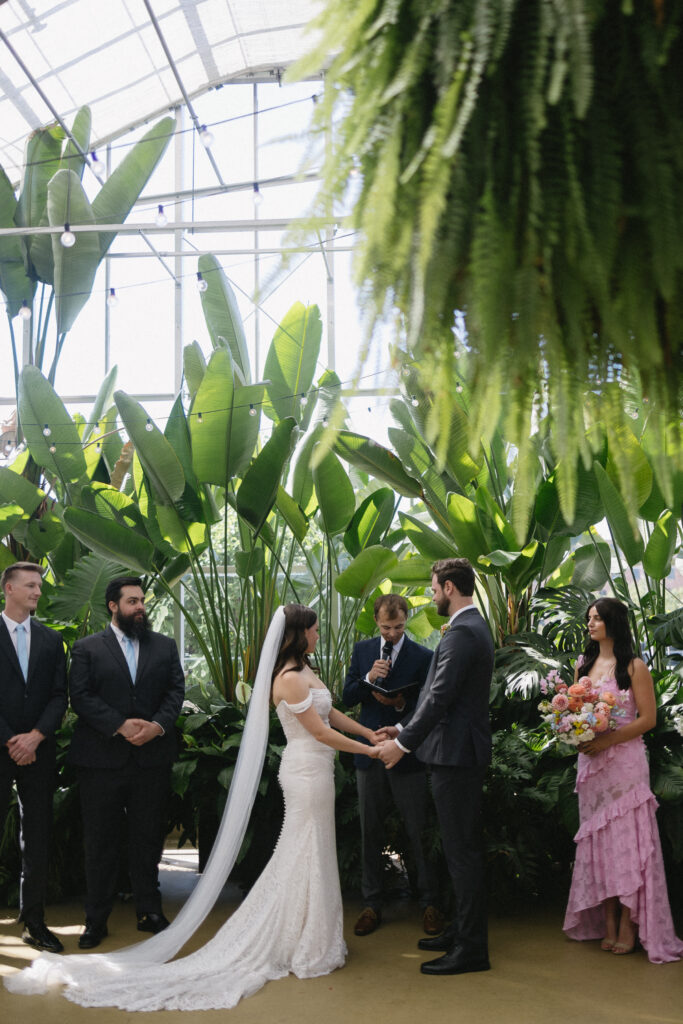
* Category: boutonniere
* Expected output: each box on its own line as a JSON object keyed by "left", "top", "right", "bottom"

{"left": 440, "top": 623, "right": 450, "bottom": 637}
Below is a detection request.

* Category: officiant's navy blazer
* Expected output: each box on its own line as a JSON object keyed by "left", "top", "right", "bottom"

{"left": 342, "top": 634, "right": 433, "bottom": 771}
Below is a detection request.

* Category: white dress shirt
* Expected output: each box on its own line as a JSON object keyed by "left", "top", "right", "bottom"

{"left": 2, "top": 609, "right": 32, "bottom": 660}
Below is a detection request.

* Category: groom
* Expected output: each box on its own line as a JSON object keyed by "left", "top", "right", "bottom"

{"left": 377, "top": 558, "right": 493, "bottom": 975}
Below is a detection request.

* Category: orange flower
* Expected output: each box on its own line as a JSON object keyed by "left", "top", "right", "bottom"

{"left": 599, "top": 691, "right": 616, "bottom": 707}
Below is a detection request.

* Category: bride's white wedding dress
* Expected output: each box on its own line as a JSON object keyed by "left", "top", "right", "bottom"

{"left": 6, "top": 684, "right": 347, "bottom": 1011}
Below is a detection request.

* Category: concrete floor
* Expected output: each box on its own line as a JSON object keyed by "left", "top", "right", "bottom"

{"left": 1, "top": 852, "right": 681, "bottom": 1024}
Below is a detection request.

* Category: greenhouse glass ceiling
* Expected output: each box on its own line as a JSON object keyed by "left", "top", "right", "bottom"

{"left": 0, "top": 0, "right": 319, "bottom": 182}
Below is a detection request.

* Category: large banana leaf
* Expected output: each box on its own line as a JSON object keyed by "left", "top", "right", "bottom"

{"left": 190, "top": 348, "right": 264, "bottom": 486}
{"left": 236, "top": 417, "right": 298, "bottom": 536}
{"left": 84, "top": 365, "right": 117, "bottom": 443}
{"left": 48, "top": 170, "right": 101, "bottom": 334}
{"left": 571, "top": 540, "right": 612, "bottom": 590}
{"left": 26, "top": 511, "right": 65, "bottom": 555}
{"left": 263, "top": 302, "right": 322, "bottom": 422}
{"left": 64, "top": 507, "right": 154, "bottom": 572}
{"left": 388, "top": 425, "right": 450, "bottom": 520}
{"left": 114, "top": 392, "right": 185, "bottom": 505}
{"left": 605, "top": 424, "right": 653, "bottom": 514}
{"left": 642, "top": 511, "right": 678, "bottom": 580}
{"left": 16, "top": 125, "right": 63, "bottom": 280}
{"left": 344, "top": 488, "right": 395, "bottom": 556}
{"left": 335, "top": 545, "right": 398, "bottom": 598}
{"left": 292, "top": 427, "right": 322, "bottom": 515}
{"left": 0, "top": 505, "right": 23, "bottom": 539}
{"left": 198, "top": 254, "right": 250, "bottom": 382}
{"left": 313, "top": 446, "right": 355, "bottom": 536}
{"left": 334, "top": 430, "right": 423, "bottom": 499}
{"left": 0, "top": 466, "right": 45, "bottom": 514}
{"left": 275, "top": 486, "right": 309, "bottom": 544}
{"left": 398, "top": 512, "right": 453, "bottom": 560}
{"left": 388, "top": 554, "right": 434, "bottom": 585}
{"left": 18, "top": 365, "right": 87, "bottom": 483}
{"left": 60, "top": 106, "right": 92, "bottom": 178}
{"left": 479, "top": 542, "right": 544, "bottom": 593}
{"left": 183, "top": 341, "right": 207, "bottom": 400}
{"left": 446, "top": 493, "right": 490, "bottom": 564}
{"left": 0, "top": 167, "right": 35, "bottom": 316}
{"left": 593, "top": 461, "right": 644, "bottom": 566}
{"left": 92, "top": 116, "right": 175, "bottom": 258}
{"left": 49, "top": 552, "right": 127, "bottom": 631}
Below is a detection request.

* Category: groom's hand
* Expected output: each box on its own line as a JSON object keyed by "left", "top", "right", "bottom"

{"left": 377, "top": 740, "right": 404, "bottom": 769}
{"left": 373, "top": 726, "right": 398, "bottom": 742}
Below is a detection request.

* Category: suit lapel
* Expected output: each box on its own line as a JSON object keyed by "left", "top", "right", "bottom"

{"left": 104, "top": 625, "right": 133, "bottom": 681}
{"left": 136, "top": 634, "right": 152, "bottom": 683}
{"left": 0, "top": 616, "right": 23, "bottom": 679}
{"left": 26, "top": 619, "right": 44, "bottom": 685}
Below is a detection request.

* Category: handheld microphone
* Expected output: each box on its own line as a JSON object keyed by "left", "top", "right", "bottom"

{"left": 381, "top": 641, "right": 393, "bottom": 664}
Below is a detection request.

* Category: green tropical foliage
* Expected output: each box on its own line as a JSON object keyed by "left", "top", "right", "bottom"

{"left": 296, "top": 1, "right": 683, "bottom": 521}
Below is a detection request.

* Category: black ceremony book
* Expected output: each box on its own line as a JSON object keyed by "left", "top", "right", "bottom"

{"left": 364, "top": 679, "right": 423, "bottom": 698}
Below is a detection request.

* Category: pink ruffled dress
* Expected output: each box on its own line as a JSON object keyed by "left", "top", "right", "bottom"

{"left": 563, "top": 675, "right": 683, "bottom": 963}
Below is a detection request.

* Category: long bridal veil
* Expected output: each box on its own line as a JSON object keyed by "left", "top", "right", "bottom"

{"left": 5, "top": 606, "right": 287, "bottom": 995}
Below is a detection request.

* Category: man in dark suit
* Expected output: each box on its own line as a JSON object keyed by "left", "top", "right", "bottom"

{"left": 378, "top": 558, "right": 494, "bottom": 975}
{"left": 0, "top": 561, "right": 67, "bottom": 953}
{"left": 68, "top": 576, "right": 184, "bottom": 949}
{"left": 343, "top": 594, "right": 441, "bottom": 937}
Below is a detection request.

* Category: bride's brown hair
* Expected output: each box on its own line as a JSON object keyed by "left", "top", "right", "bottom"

{"left": 271, "top": 604, "right": 317, "bottom": 681}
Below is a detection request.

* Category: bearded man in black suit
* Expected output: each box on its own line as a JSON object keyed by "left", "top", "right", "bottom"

{"left": 68, "top": 576, "right": 184, "bottom": 949}
{"left": 343, "top": 593, "right": 441, "bottom": 937}
{"left": 0, "top": 562, "right": 67, "bottom": 953}
{"left": 377, "top": 558, "right": 494, "bottom": 976}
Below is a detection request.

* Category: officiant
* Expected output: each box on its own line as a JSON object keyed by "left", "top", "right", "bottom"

{"left": 342, "top": 594, "right": 441, "bottom": 938}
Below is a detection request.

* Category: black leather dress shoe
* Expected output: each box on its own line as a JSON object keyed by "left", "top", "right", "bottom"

{"left": 137, "top": 912, "right": 170, "bottom": 934}
{"left": 420, "top": 945, "right": 490, "bottom": 976}
{"left": 418, "top": 928, "right": 458, "bottom": 952}
{"left": 78, "top": 923, "right": 108, "bottom": 949}
{"left": 22, "top": 921, "right": 64, "bottom": 953}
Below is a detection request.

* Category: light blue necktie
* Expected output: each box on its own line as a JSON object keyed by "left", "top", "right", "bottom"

{"left": 16, "top": 621, "right": 29, "bottom": 681}
{"left": 123, "top": 635, "right": 137, "bottom": 683}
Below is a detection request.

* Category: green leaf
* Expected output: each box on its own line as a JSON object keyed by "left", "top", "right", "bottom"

{"left": 388, "top": 555, "right": 434, "bottom": 585}
{"left": 26, "top": 511, "right": 64, "bottom": 555}
{"left": 593, "top": 461, "right": 644, "bottom": 566}
{"left": 236, "top": 418, "right": 298, "bottom": 536}
{"left": 235, "top": 548, "right": 265, "bottom": 577}
{"left": 446, "top": 493, "right": 489, "bottom": 564}
{"left": 16, "top": 125, "right": 63, "bottom": 281}
{"left": 335, "top": 545, "right": 398, "bottom": 598}
{"left": 48, "top": 552, "right": 127, "bottom": 630}
{"left": 388, "top": 425, "right": 449, "bottom": 519}
{"left": 63, "top": 507, "right": 154, "bottom": 573}
{"left": 344, "top": 488, "right": 395, "bottom": 556}
{"left": 334, "top": 431, "right": 423, "bottom": 498}
{"left": 114, "top": 392, "right": 185, "bottom": 505}
{"left": 0, "top": 167, "right": 35, "bottom": 317}
{"left": 18, "top": 365, "right": 87, "bottom": 482}
{"left": 0, "top": 504, "right": 23, "bottom": 539}
{"left": 642, "top": 511, "right": 678, "bottom": 580}
{"left": 571, "top": 540, "right": 612, "bottom": 590}
{"left": 198, "top": 254, "right": 251, "bottom": 382}
{"left": 398, "top": 512, "right": 453, "bottom": 560}
{"left": 263, "top": 302, "right": 322, "bottom": 422}
{"left": 313, "top": 446, "right": 355, "bottom": 536}
{"left": 291, "top": 427, "right": 321, "bottom": 515}
{"left": 183, "top": 341, "right": 207, "bottom": 399}
{"left": 0, "top": 466, "right": 45, "bottom": 514}
{"left": 190, "top": 348, "right": 263, "bottom": 486}
{"left": 92, "top": 116, "right": 175, "bottom": 258}
{"left": 275, "top": 486, "right": 309, "bottom": 544}
{"left": 47, "top": 169, "right": 101, "bottom": 334}
{"left": 405, "top": 607, "right": 438, "bottom": 641}
{"left": 85, "top": 365, "right": 118, "bottom": 443}
{"left": 60, "top": 106, "right": 92, "bottom": 179}
{"left": 605, "top": 424, "right": 653, "bottom": 514}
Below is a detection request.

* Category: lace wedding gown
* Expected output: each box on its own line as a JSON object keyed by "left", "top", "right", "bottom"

{"left": 563, "top": 675, "right": 683, "bottom": 963}
{"left": 6, "top": 687, "right": 347, "bottom": 1010}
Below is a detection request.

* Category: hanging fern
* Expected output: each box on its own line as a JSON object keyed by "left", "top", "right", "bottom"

{"left": 294, "top": 1, "right": 683, "bottom": 519}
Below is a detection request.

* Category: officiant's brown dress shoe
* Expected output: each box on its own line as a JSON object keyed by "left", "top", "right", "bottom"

{"left": 354, "top": 907, "right": 380, "bottom": 936}
{"left": 422, "top": 906, "right": 445, "bottom": 935}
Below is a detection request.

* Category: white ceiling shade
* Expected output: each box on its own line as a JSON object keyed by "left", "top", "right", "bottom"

{"left": 0, "top": 0, "right": 320, "bottom": 183}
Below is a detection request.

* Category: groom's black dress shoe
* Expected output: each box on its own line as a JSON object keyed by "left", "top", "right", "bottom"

{"left": 420, "top": 945, "right": 490, "bottom": 976}
{"left": 22, "top": 921, "right": 64, "bottom": 953}
{"left": 79, "top": 923, "right": 108, "bottom": 949}
{"left": 418, "top": 928, "right": 458, "bottom": 952}
{"left": 137, "top": 912, "right": 170, "bottom": 934}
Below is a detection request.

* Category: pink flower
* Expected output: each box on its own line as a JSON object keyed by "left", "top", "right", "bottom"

{"left": 593, "top": 712, "right": 610, "bottom": 733}
{"left": 569, "top": 682, "right": 587, "bottom": 697}
{"left": 599, "top": 691, "right": 616, "bottom": 707}
{"left": 556, "top": 683, "right": 568, "bottom": 694}
{"left": 568, "top": 695, "right": 584, "bottom": 712}
{"left": 551, "top": 694, "right": 569, "bottom": 711}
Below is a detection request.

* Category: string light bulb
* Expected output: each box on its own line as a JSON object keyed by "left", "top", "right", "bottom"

{"left": 249, "top": 404, "right": 257, "bottom": 417}
{"left": 199, "top": 125, "right": 214, "bottom": 148}
{"left": 456, "top": 383, "right": 463, "bottom": 393}
{"left": 145, "top": 418, "right": 153, "bottom": 432}
{"left": 253, "top": 183, "right": 263, "bottom": 206}
{"left": 60, "top": 224, "right": 76, "bottom": 248}
{"left": 196, "top": 272, "right": 208, "bottom": 293}
{"left": 49, "top": 444, "right": 56, "bottom": 454}
{"left": 90, "top": 151, "right": 105, "bottom": 179}
{"left": 42, "top": 424, "right": 51, "bottom": 437}
{"left": 106, "top": 287, "right": 118, "bottom": 308}
{"left": 155, "top": 204, "right": 168, "bottom": 227}
{"left": 18, "top": 300, "right": 32, "bottom": 321}
{"left": 197, "top": 412, "right": 203, "bottom": 424}
{"left": 411, "top": 395, "right": 419, "bottom": 407}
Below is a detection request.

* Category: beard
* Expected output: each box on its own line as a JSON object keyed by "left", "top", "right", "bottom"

{"left": 116, "top": 608, "right": 150, "bottom": 639}
{"left": 435, "top": 595, "right": 450, "bottom": 617}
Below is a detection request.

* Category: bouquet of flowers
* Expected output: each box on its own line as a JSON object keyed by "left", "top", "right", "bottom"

{"left": 537, "top": 669, "right": 625, "bottom": 749}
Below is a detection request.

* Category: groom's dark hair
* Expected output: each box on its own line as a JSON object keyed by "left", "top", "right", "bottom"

{"left": 272, "top": 604, "right": 318, "bottom": 681}
{"left": 431, "top": 558, "right": 475, "bottom": 596}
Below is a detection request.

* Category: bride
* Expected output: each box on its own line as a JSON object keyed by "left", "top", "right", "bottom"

{"left": 5, "top": 604, "right": 381, "bottom": 1011}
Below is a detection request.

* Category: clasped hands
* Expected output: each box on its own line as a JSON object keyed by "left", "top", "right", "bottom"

{"left": 117, "top": 718, "right": 163, "bottom": 746}
{"left": 6, "top": 729, "right": 43, "bottom": 766}
{"left": 367, "top": 725, "right": 404, "bottom": 769}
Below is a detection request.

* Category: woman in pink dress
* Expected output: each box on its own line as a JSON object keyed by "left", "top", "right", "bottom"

{"left": 563, "top": 597, "right": 683, "bottom": 963}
